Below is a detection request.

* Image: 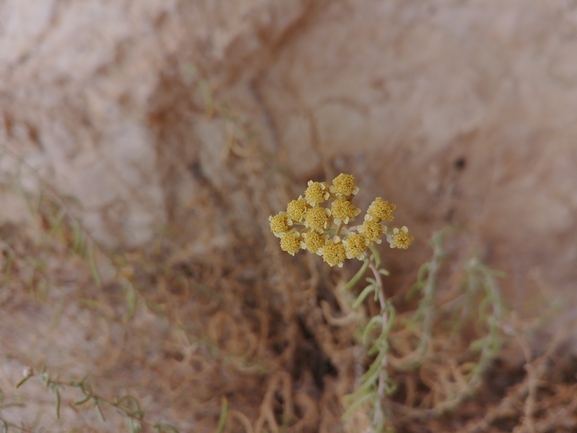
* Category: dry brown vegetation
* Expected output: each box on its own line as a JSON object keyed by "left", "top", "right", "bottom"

{"left": 0, "top": 135, "right": 575, "bottom": 432}
{"left": 2, "top": 1, "right": 577, "bottom": 432}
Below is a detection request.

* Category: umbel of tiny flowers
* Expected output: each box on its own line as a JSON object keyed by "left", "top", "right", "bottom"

{"left": 269, "top": 173, "right": 414, "bottom": 267}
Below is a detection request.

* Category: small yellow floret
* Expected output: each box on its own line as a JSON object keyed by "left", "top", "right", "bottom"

{"left": 331, "top": 198, "right": 361, "bottom": 225}
{"left": 321, "top": 238, "right": 347, "bottom": 267}
{"left": 367, "top": 197, "right": 396, "bottom": 222}
{"left": 330, "top": 173, "right": 359, "bottom": 198}
{"left": 269, "top": 212, "right": 292, "bottom": 237}
{"left": 303, "top": 231, "right": 327, "bottom": 255}
{"left": 343, "top": 233, "right": 368, "bottom": 260}
{"left": 270, "top": 173, "right": 413, "bottom": 266}
{"left": 280, "top": 231, "right": 301, "bottom": 256}
{"left": 304, "top": 181, "right": 330, "bottom": 206}
{"left": 286, "top": 196, "right": 310, "bottom": 223}
{"left": 358, "top": 220, "right": 383, "bottom": 243}
{"left": 305, "top": 207, "right": 332, "bottom": 232}
{"left": 388, "top": 226, "right": 414, "bottom": 249}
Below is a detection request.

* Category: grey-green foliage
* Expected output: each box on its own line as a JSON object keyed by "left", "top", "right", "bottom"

{"left": 0, "top": 148, "right": 179, "bottom": 432}
{"left": 10, "top": 369, "right": 180, "bottom": 433}
{"left": 342, "top": 245, "right": 396, "bottom": 429}
{"left": 342, "top": 230, "right": 507, "bottom": 431}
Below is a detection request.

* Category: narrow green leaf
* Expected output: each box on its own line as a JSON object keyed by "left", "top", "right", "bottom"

{"left": 344, "top": 259, "right": 370, "bottom": 291}
{"left": 0, "top": 402, "right": 25, "bottom": 411}
{"left": 37, "top": 277, "right": 49, "bottom": 301}
{"left": 78, "top": 299, "right": 101, "bottom": 309}
{"left": 417, "top": 262, "right": 432, "bottom": 282}
{"left": 383, "top": 304, "right": 396, "bottom": 335}
{"left": 74, "top": 375, "right": 89, "bottom": 387}
{"left": 41, "top": 372, "right": 50, "bottom": 388}
{"left": 128, "top": 418, "right": 143, "bottom": 433}
{"left": 383, "top": 377, "right": 397, "bottom": 395}
{"left": 15, "top": 374, "right": 33, "bottom": 389}
{"left": 469, "top": 337, "right": 487, "bottom": 353}
{"left": 361, "top": 350, "right": 386, "bottom": 383}
{"left": 3, "top": 251, "right": 14, "bottom": 283}
{"left": 368, "top": 337, "right": 389, "bottom": 357}
{"left": 352, "top": 284, "right": 376, "bottom": 309}
{"left": 406, "top": 280, "right": 425, "bottom": 300}
{"left": 369, "top": 245, "right": 381, "bottom": 268}
{"left": 122, "top": 281, "right": 137, "bottom": 322}
{"left": 75, "top": 394, "right": 92, "bottom": 406}
{"left": 115, "top": 395, "right": 144, "bottom": 419}
{"left": 154, "top": 424, "right": 180, "bottom": 433}
{"left": 216, "top": 397, "right": 228, "bottom": 433}
{"left": 94, "top": 399, "right": 106, "bottom": 421}
{"left": 54, "top": 388, "right": 61, "bottom": 419}
{"left": 48, "top": 209, "right": 66, "bottom": 236}
{"left": 74, "top": 383, "right": 94, "bottom": 405}
{"left": 342, "top": 391, "right": 377, "bottom": 421}
{"left": 25, "top": 256, "right": 47, "bottom": 272}
{"left": 362, "top": 316, "right": 383, "bottom": 345}
{"left": 74, "top": 231, "right": 87, "bottom": 258}
{"left": 87, "top": 245, "right": 101, "bottom": 288}
{"left": 71, "top": 221, "right": 82, "bottom": 253}
{"left": 354, "top": 369, "right": 380, "bottom": 398}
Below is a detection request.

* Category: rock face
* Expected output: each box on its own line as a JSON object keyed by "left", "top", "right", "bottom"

{"left": 1, "top": 0, "right": 577, "bottom": 324}
{"left": 254, "top": 0, "right": 577, "bottom": 320}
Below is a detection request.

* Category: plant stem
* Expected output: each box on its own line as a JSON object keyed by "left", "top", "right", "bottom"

{"left": 335, "top": 222, "right": 344, "bottom": 237}
{"left": 369, "top": 261, "right": 388, "bottom": 430}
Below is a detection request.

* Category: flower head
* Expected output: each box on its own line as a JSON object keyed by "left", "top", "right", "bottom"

{"left": 305, "top": 207, "right": 332, "bottom": 232}
{"left": 269, "top": 212, "right": 292, "bottom": 238}
{"left": 358, "top": 220, "right": 384, "bottom": 244}
{"left": 320, "top": 237, "right": 347, "bottom": 267}
{"left": 330, "top": 173, "right": 359, "bottom": 198}
{"left": 304, "top": 181, "right": 330, "bottom": 206}
{"left": 367, "top": 197, "right": 396, "bottom": 222}
{"left": 286, "top": 196, "right": 310, "bottom": 223}
{"left": 302, "top": 231, "right": 328, "bottom": 255}
{"left": 343, "top": 232, "right": 369, "bottom": 260}
{"left": 387, "top": 226, "right": 414, "bottom": 249}
{"left": 280, "top": 231, "right": 302, "bottom": 256}
{"left": 270, "top": 173, "right": 413, "bottom": 263}
{"left": 331, "top": 198, "right": 361, "bottom": 225}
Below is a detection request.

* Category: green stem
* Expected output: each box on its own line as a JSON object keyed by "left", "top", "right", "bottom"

{"left": 344, "top": 259, "right": 370, "bottom": 291}
{"left": 369, "top": 245, "right": 382, "bottom": 269}
{"left": 369, "top": 261, "right": 389, "bottom": 430}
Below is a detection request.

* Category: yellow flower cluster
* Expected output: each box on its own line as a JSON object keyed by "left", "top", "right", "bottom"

{"left": 269, "top": 173, "right": 414, "bottom": 267}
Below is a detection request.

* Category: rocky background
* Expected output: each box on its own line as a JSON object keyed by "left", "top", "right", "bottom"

{"left": 1, "top": 0, "right": 577, "bottom": 430}
{"left": 3, "top": 0, "right": 575, "bottom": 324}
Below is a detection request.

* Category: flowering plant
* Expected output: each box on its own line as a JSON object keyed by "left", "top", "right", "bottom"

{"left": 269, "top": 173, "right": 414, "bottom": 267}
{"left": 269, "top": 173, "right": 414, "bottom": 431}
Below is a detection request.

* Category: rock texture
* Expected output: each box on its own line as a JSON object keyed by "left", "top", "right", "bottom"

{"left": 1, "top": 0, "right": 577, "bottom": 326}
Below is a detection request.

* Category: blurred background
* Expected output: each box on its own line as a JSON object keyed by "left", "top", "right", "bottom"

{"left": 1, "top": 0, "right": 576, "bottom": 431}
